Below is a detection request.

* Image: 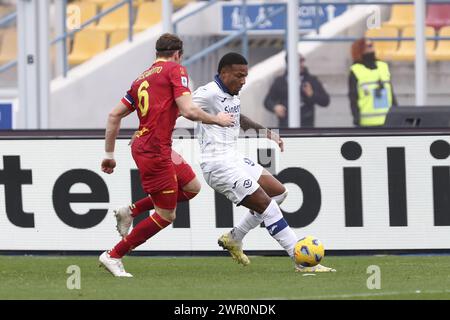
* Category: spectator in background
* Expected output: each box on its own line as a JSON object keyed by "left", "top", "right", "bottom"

{"left": 348, "top": 38, "right": 398, "bottom": 127}
{"left": 264, "top": 53, "right": 330, "bottom": 128}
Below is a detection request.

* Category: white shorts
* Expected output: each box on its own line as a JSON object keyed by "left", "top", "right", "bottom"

{"left": 202, "top": 156, "right": 264, "bottom": 205}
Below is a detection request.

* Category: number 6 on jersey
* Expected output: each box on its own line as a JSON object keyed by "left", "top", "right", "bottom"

{"left": 138, "top": 80, "right": 150, "bottom": 117}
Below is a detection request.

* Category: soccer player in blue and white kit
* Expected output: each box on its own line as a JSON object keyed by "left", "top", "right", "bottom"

{"left": 193, "top": 53, "right": 336, "bottom": 272}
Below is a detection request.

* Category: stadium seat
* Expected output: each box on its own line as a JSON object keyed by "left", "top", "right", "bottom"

{"left": 85, "top": 0, "right": 147, "bottom": 7}
{"left": 173, "top": 0, "right": 193, "bottom": 9}
{"left": 95, "top": 2, "right": 132, "bottom": 32}
{"left": 428, "top": 26, "right": 450, "bottom": 61}
{"left": 388, "top": 26, "right": 436, "bottom": 61}
{"left": 0, "top": 7, "right": 7, "bottom": 19}
{"left": 0, "top": 5, "right": 14, "bottom": 19}
{"left": 426, "top": 4, "right": 450, "bottom": 31}
{"left": 68, "top": 29, "right": 107, "bottom": 65}
{"left": 134, "top": 1, "right": 161, "bottom": 32}
{"left": 67, "top": 2, "right": 98, "bottom": 29}
{"left": 85, "top": 0, "right": 117, "bottom": 5}
{"left": 133, "top": 0, "right": 151, "bottom": 6}
{"left": 109, "top": 29, "right": 129, "bottom": 46}
{"left": 383, "top": 4, "right": 415, "bottom": 29}
{"left": 0, "top": 28, "right": 17, "bottom": 65}
{"left": 365, "top": 26, "right": 399, "bottom": 61}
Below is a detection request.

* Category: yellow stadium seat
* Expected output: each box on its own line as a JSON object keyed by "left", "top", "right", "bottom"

{"left": 0, "top": 28, "right": 17, "bottom": 65}
{"left": 134, "top": 1, "right": 161, "bottom": 32}
{"left": 84, "top": 0, "right": 116, "bottom": 5}
{"left": 109, "top": 29, "right": 129, "bottom": 46}
{"left": 173, "top": 0, "right": 192, "bottom": 9}
{"left": 383, "top": 4, "right": 415, "bottom": 29}
{"left": 365, "top": 26, "right": 399, "bottom": 61}
{"left": 68, "top": 29, "right": 107, "bottom": 65}
{"left": 388, "top": 26, "right": 436, "bottom": 61}
{"left": 66, "top": 2, "right": 98, "bottom": 30}
{"left": 95, "top": 2, "right": 132, "bottom": 32}
{"left": 0, "top": 5, "right": 14, "bottom": 18}
{"left": 133, "top": 0, "right": 150, "bottom": 6}
{"left": 84, "top": 0, "right": 145, "bottom": 8}
{"left": 428, "top": 26, "right": 450, "bottom": 61}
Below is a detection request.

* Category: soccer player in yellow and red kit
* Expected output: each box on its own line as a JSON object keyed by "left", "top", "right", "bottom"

{"left": 99, "top": 33, "right": 234, "bottom": 277}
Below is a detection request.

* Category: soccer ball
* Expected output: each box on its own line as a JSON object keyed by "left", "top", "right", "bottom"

{"left": 293, "top": 236, "right": 325, "bottom": 267}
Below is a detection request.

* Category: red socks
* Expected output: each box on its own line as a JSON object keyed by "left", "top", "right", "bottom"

{"left": 130, "top": 197, "right": 153, "bottom": 218}
{"left": 109, "top": 212, "right": 171, "bottom": 258}
{"left": 130, "top": 189, "right": 198, "bottom": 218}
{"left": 109, "top": 189, "right": 198, "bottom": 259}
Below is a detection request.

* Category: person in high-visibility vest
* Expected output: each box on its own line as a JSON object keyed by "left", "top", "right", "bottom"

{"left": 348, "top": 38, "right": 398, "bottom": 127}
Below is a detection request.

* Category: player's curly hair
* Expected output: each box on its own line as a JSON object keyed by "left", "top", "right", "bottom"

{"left": 351, "top": 38, "right": 367, "bottom": 63}
{"left": 155, "top": 33, "right": 183, "bottom": 58}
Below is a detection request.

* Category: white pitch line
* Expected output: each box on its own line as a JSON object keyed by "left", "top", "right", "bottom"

{"left": 261, "top": 289, "right": 450, "bottom": 300}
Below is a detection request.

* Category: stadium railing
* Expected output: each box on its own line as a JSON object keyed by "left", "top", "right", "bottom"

{"left": 52, "top": 0, "right": 134, "bottom": 77}
{"left": 0, "top": 11, "right": 17, "bottom": 74}
{"left": 0, "top": 0, "right": 135, "bottom": 77}
{"left": 177, "top": 0, "right": 450, "bottom": 68}
{"left": 3, "top": 1, "right": 450, "bottom": 77}
{"left": 174, "top": 0, "right": 286, "bottom": 67}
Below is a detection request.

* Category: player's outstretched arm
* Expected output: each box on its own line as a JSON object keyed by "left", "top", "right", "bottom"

{"left": 101, "top": 102, "right": 132, "bottom": 174}
{"left": 176, "top": 94, "right": 234, "bottom": 127}
{"left": 240, "top": 114, "right": 284, "bottom": 152}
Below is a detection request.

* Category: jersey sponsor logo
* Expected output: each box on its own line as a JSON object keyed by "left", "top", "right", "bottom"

{"left": 136, "top": 127, "right": 149, "bottom": 138}
{"left": 244, "top": 158, "right": 255, "bottom": 166}
{"left": 224, "top": 105, "right": 240, "bottom": 113}
{"left": 243, "top": 179, "right": 252, "bottom": 188}
{"left": 181, "top": 76, "right": 188, "bottom": 88}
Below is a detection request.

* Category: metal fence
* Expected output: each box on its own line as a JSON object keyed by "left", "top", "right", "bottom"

{"left": 2, "top": 0, "right": 450, "bottom": 75}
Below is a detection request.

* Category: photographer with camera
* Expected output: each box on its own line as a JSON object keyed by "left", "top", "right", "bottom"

{"left": 348, "top": 38, "right": 398, "bottom": 127}
{"left": 264, "top": 53, "right": 330, "bottom": 128}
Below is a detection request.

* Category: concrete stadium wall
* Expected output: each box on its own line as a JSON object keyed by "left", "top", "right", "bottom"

{"left": 240, "top": 4, "right": 450, "bottom": 128}
{"left": 44, "top": 1, "right": 450, "bottom": 130}
{"left": 50, "top": 31, "right": 154, "bottom": 129}
{"left": 49, "top": 2, "right": 213, "bottom": 129}
{"left": 240, "top": 5, "right": 382, "bottom": 128}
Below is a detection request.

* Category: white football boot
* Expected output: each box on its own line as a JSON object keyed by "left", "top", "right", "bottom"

{"left": 99, "top": 251, "right": 133, "bottom": 277}
{"left": 295, "top": 264, "right": 336, "bottom": 273}
{"left": 114, "top": 207, "right": 133, "bottom": 238}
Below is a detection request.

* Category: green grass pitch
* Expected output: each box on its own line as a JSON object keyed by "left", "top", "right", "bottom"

{"left": 0, "top": 255, "right": 449, "bottom": 300}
